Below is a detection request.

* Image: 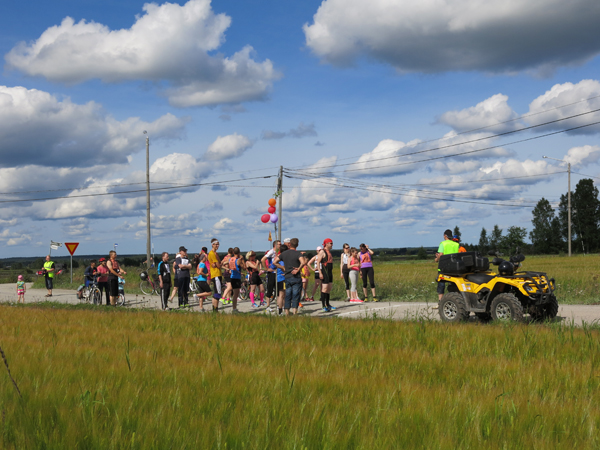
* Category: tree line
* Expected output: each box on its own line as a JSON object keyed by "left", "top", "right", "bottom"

{"left": 457, "top": 178, "right": 600, "bottom": 255}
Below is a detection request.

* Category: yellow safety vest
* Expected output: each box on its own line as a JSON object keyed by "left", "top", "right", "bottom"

{"left": 44, "top": 261, "right": 54, "bottom": 278}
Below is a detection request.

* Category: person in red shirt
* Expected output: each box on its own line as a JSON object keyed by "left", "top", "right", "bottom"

{"left": 96, "top": 258, "right": 110, "bottom": 305}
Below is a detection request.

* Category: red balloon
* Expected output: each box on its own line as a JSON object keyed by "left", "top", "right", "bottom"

{"left": 268, "top": 206, "right": 276, "bottom": 214}
{"left": 268, "top": 198, "right": 277, "bottom": 207}
{"left": 261, "top": 214, "right": 270, "bottom": 223}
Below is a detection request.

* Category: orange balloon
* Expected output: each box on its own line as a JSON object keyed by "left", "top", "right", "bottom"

{"left": 268, "top": 198, "right": 277, "bottom": 207}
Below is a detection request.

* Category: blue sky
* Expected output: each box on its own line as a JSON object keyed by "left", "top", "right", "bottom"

{"left": 1, "top": 0, "right": 600, "bottom": 257}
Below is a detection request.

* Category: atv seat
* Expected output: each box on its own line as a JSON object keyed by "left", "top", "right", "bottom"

{"left": 466, "top": 273, "right": 496, "bottom": 285}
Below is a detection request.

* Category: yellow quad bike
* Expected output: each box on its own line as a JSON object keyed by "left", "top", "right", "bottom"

{"left": 437, "top": 251, "right": 557, "bottom": 322}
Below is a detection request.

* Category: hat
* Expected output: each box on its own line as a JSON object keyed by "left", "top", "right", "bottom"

{"left": 17, "top": 275, "right": 23, "bottom": 280}
{"left": 283, "top": 238, "right": 291, "bottom": 243}
{"left": 179, "top": 246, "right": 188, "bottom": 252}
{"left": 99, "top": 257, "right": 106, "bottom": 262}
{"left": 323, "top": 238, "right": 333, "bottom": 246}
{"left": 316, "top": 246, "right": 322, "bottom": 251}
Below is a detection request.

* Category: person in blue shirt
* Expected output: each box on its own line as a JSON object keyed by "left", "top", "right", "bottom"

{"left": 84, "top": 260, "right": 97, "bottom": 288}
{"left": 272, "top": 244, "right": 288, "bottom": 316}
{"left": 228, "top": 247, "right": 246, "bottom": 314}
{"left": 193, "top": 253, "right": 212, "bottom": 311}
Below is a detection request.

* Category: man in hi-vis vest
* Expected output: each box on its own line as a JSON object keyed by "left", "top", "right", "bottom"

{"left": 43, "top": 255, "right": 55, "bottom": 298}
{"left": 434, "top": 229, "right": 459, "bottom": 300}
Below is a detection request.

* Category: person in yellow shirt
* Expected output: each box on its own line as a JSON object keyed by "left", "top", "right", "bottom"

{"left": 435, "top": 229, "right": 460, "bottom": 300}
{"left": 208, "top": 238, "right": 223, "bottom": 311}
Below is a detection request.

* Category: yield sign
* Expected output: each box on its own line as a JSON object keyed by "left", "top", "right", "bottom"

{"left": 65, "top": 242, "right": 79, "bottom": 255}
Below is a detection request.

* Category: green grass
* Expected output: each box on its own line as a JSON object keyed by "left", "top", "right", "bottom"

{"left": 30, "top": 254, "right": 600, "bottom": 304}
{"left": 1, "top": 303, "right": 600, "bottom": 448}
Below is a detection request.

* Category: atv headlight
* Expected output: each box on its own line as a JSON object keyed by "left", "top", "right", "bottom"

{"left": 524, "top": 285, "right": 534, "bottom": 293}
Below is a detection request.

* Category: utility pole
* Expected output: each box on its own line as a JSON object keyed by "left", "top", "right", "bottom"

{"left": 144, "top": 131, "right": 152, "bottom": 269}
{"left": 544, "top": 156, "right": 571, "bottom": 256}
{"left": 277, "top": 166, "right": 283, "bottom": 244}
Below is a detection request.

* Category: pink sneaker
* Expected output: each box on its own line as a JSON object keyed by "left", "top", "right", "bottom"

{"left": 349, "top": 299, "right": 364, "bottom": 303}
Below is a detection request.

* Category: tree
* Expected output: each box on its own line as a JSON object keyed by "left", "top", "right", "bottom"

{"left": 571, "top": 179, "right": 600, "bottom": 253}
{"left": 478, "top": 227, "right": 489, "bottom": 253}
{"left": 502, "top": 226, "right": 527, "bottom": 253}
{"left": 489, "top": 225, "right": 503, "bottom": 251}
{"left": 416, "top": 246, "right": 428, "bottom": 260}
{"left": 530, "top": 198, "right": 563, "bottom": 254}
{"left": 453, "top": 226, "right": 461, "bottom": 241}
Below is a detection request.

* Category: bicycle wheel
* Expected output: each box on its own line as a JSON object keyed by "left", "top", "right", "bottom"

{"left": 239, "top": 282, "right": 248, "bottom": 301}
{"left": 117, "top": 293, "right": 126, "bottom": 306}
{"left": 189, "top": 279, "right": 198, "bottom": 293}
{"left": 140, "top": 280, "right": 153, "bottom": 295}
{"left": 92, "top": 288, "right": 102, "bottom": 305}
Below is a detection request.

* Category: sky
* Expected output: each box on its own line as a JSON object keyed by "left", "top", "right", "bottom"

{"left": 1, "top": 0, "right": 600, "bottom": 257}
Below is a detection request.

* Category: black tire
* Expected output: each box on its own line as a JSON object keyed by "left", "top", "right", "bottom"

{"left": 530, "top": 295, "right": 559, "bottom": 322}
{"left": 438, "top": 292, "right": 469, "bottom": 323}
{"left": 140, "top": 280, "right": 153, "bottom": 295}
{"left": 92, "top": 288, "right": 102, "bottom": 306}
{"left": 475, "top": 312, "right": 492, "bottom": 323}
{"left": 490, "top": 293, "right": 524, "bottom": 322}
{"left": 239, "top": 282, "right": 248, "bottom": 301}
{"left": 189, "top": 279, "right": 198, "bottom": 293}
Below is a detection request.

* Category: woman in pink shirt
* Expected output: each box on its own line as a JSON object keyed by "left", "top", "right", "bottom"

{"left": 96, "top": 257, "right": 110, "bottom": 305}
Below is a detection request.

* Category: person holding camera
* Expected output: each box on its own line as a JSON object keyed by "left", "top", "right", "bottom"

{"left": 42, "top": 255, "right": 55, "bottom": 298}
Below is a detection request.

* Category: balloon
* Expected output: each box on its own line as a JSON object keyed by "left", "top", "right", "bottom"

{"left": 270, "top": 213, "right": 278, "bottom": 223}
{"left": 268, "top": 206, "right": 276, "bottom": 214}
{"left": 261, "top": 214, "right": 270, "bottom": 223}
{"left": 268, "top": 198, "right": 277, "bottom": 207}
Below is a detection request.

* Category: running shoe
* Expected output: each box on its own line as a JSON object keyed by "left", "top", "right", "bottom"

{"left": 299, "top": 302, "right": 303, "bottom": 308}
{"left": 349, "top": 299, "right": 364, "bottom": 303}
{"left": 231, "top": 309, "right": 241, "bottom": 314}
{"left": 260, "top": 301, "right": 266, "bottom": 306}
{"left": 251, "top": 303, "right": 258, "bottom": 308}
{"left": 322, "top": 307, "right": 329, "bottom": 312}
{"left": 329, "top": 306, "right": 337, "bottom": 311}
{"left": 373, "top": 298, "right": 379, "bottom": 302}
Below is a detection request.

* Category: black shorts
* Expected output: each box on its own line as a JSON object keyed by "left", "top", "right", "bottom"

{"left": 197, "top": 281, "right": 211, "bottom": 294}
{"left": 321, "top": 263, "right": 333, "bottom": 284}
{"left": 224, "top": 276, "right": 231, "bottom": 283}
{"left": 277, "top": 281, "right": 285, "bottom": 291}
{"left": 45, "top": 277, "right": 53, "bottom": 290}
{"left": 109, "top": 277, "right": 119, "bottom": 297}
{"left": 250, "top": 272, "right": 262, "bottom": 286}
{"left": 314, "top": 271, "right": 320, "bottom": 281}
{"left": 231, "top": 278, "right": 242, "bottom": 289}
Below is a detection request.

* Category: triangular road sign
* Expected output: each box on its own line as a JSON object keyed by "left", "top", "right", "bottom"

{"left": 65, "top": 242, "right": 79, "bottom": 255}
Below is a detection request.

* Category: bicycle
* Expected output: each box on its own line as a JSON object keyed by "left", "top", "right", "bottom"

{"left": 117, "top": 278, "right": 126, "bottom": 306}
{"left": 80, "top": 277, "right": 102, "bottom": 305}
{"left": 140, "top": 271, "right": 160, "bottom": 296}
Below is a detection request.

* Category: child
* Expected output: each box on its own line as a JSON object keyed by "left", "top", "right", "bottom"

{"left": 16, "top": 275, "right": 25, "bottom": 303}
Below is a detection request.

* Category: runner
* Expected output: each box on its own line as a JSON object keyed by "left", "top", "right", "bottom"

{"left": 246, "top": 251, "right": 265, "bottom": 308}
{"left": 208, "top": 238, "right": 223, "bottom": 312}
{"left": 221, "top": 248, "right": 234, "bottom": 305}
{"left": 261, "top": 240, "right": 280, "bottom": 309}
{"left": 273, "top": 244, "right": 288, "bottom": 315}
{"left": 359, "top": 243, "right": 377, "bottom": 302}
{"left": 158, "top": 252, "right": 171, "bottom": 311}
{"left": 228, "top": 247, "right": 245, "bottom": 313}
{"left": 348, "top": 247, "right": 362, "bottom": 302}
{"left": 316, "top": 238, "right": 336, "bottom": 312}
{"left": 193, "top": 253, "right": 212, "bottom": 311}
{"left": 307, "top": 246, "right": 322, "bottom": 301}
{"left": 340, "top": 243, "right": 351, "bottom": 301}
{"left": 175, "top": 246, "right": 192, "bottom": 308}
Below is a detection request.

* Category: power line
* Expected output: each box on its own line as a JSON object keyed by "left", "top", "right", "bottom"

{"left": 0, "top": 175, "right": 275, "bottom": 204}
{"left": 287, "top": 93, "right": 600, "bottom": 169}
{"left": 290, "top": 119, "right": 600, "bottom": 175}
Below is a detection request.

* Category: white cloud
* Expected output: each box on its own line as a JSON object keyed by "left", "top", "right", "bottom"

{"left": 262, "top": 122, "right": 318, "bottom": 140}
{"left": 564, "top": 145, "right": 600, "bottom": 168}
{"left": 304, "top": 0, "right": 600, "bottom": 74}
{"left": 0, "top": 85, "right": 188, "bottom": 168}
{"left": 204, "top": 133, "right": 253, "bottom": 161}
{"left": 438, "top": 94, "right": 520, "bottom": 133}
{"left": 0, "top": 228, "right": 33, "bottom": 246}
{"left": 6, "top": 0, "right": 281, "bottom": 107}
{"left": 526, "top": 80, "right": 600, "bottom": 134}
{"left": 118, "top": 212, "right": 205, "bottom": 239}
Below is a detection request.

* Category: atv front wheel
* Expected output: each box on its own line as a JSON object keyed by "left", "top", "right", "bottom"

{"left": 490, "top": 293, "right": 524, "bottom": 322}
{"left": 530, "top": 295, "right": 559, "bottom": 322}
{"left": 439, "top": 292, "right": 469, "bottom": 323}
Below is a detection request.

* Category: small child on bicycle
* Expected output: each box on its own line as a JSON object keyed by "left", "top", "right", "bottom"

{"left": 84, "top": 260, "right": 97, "bottom": 288}
{"left": 16, "top": 275, "right": 25, "bottom": 303}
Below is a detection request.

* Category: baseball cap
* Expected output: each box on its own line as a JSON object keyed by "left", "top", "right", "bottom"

{"left": 99, "top": 257, "right": 106, "bottom": 262}
{"left": 316, "top": 246, "right": 322, "bottom": 251}
{"left": 283, "top": 238, "right": 291, "bottom": 243}
{"left": 323, "top": 238, "right": 333, "bottom": 245}
{"left": 179, "top": 246, "right": 188, "bottom": 252}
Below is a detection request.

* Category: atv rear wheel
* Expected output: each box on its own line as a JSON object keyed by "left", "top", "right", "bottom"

{"left": 530, "top": 295, "right": 559, "bottom": 322}
{"left": 439, "top": 292, "right": 469, "bottom": 323}
{"left": 490, "top": 293, "right": 524, "bottom": 322}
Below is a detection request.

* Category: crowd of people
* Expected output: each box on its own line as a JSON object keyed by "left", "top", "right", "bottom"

{"left": 153, "top": 237, "right": 379, "bottom": 315}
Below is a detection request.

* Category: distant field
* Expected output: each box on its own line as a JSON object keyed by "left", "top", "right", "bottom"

{"left": 28, "top": 254, "right": 600, "bottom": 304}
{"left": 1, "top": 303, "right": 600, "bottom": 448}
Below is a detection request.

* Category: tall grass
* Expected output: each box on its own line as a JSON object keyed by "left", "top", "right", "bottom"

{"left": 30, "top": 254, "right": 600, "bottom": 303}
{"left": 1, "top": 303, "right": 600, "bottom": 448}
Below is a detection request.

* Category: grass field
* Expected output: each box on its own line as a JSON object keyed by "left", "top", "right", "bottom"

{"left": 1, "top": 303, "right": 600, "bottom": 448}
{"left": 30, "top": 254, "right": 600, "bottom": 304}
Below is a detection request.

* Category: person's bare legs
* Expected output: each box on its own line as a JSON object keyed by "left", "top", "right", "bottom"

{"left": 311, "top": 279, "right": 321, "bottom": 299}
{"left": 231, "top": 289, "right": 240, "bottom": 311}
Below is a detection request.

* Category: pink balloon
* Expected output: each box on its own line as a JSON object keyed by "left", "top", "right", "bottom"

{"left": 261, "top": 214, "right": 270, "bottom": 223}
{"left": 268, "top": 206, "right": 276, "bottom": 214}
{"left": 270, "top": 213, "right": 278, "bottom": 223}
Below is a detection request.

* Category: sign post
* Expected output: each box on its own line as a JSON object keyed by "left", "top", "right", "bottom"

{"left": 65, "top": 243, "right": 79, "bottom": 284}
